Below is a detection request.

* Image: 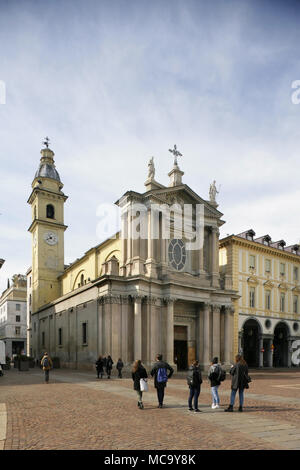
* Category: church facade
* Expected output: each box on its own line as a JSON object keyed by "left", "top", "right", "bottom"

{"left": 27, "top": 143, "right": 238, "bottom": 370}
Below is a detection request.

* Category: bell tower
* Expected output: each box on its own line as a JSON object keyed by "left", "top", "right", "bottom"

{"left": 28, "top": 138, "right": 68, "bottom": 312}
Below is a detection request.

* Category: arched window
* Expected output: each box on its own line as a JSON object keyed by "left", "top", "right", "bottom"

{"left": 80, "top": 274, "right": 84, "bottom": 286}
{"left": 46, "top": 204, "right": 55, "bottom": 219}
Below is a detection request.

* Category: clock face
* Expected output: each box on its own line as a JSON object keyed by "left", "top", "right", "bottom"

{"left": 43, "top": 231, "right": 58, "bottom": 246}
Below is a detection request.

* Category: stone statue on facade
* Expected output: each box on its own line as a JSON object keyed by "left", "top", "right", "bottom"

{"left": 148, "top": 157, "right": 155, "bottom": 180}
{"left": 209, "top": 180, "right": 219, "bottom": 204}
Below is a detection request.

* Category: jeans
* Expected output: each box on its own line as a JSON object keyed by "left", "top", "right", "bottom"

{"left": 156, "top": 384, "right": 165, "bottom": 405}
{"left": 44, "top": 370, "right": 49, "bottom": 383}
{"left": 136, "top": 390, "right": 143, "bottom": 402}
{"left": 211, "top": 386, "right": 220, "bottom": 405}
{"left": 230, "top": 389, "right": 244, "bottom": 407}
{"left": 188, "top": 386, "right": 200, "bottom": 410}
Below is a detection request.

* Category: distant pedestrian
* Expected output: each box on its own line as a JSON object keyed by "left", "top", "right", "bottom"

{"left": 95, "top": 355, "right": 104, "bottom": 379}
{"left": 225, "top": 355, "right": 250, "bottom": 412}
{"left": 116, "top": 358, "right": 124, "bottom": 378}
{"left": 208, "top": 357, "right": 223, "bottom": 409}
{"left": 106, "top": 355, "right": 113, "bottom": 379}
{"left": 132, "top": 360, "right": 148, "bottom": 409}
{"left": 150, "top": 354, "right": 174, "bottom": 408}
{"left": 40, "top": 352, "right": 53, "bottom": 384}
{"left": 187, "top": 360, "right": 202, "bottom": 412}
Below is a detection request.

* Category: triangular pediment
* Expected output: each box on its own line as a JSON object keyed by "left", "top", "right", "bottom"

{"left": 264, "top": 280, "right": 275, "bottom": 289}
{"left": 247, "top": 275, "right": 259, "bottom": 285}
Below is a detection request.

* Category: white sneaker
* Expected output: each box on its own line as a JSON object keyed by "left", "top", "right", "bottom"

{"left": 215, "top": 404, "right": 220, "bottom": 409}
{"left": 211, "top": 404, "right": 216, "bottom": 409}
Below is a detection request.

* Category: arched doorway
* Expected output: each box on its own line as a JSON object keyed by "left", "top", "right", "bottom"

{"left": 242, "top": 319, "right": 261, "bottom": 367}
{"left": 273, "top": 322, "right": 289, "bottom": 367}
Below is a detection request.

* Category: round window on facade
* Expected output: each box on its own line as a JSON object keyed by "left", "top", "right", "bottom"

{"left": 168, "top": 239, "right": 186, "bottom": 271}
{"left": 265, "top": 319, "right": 271, "bottom": 329}
{"left": 293, "top": 322, "right": 299, "bottom": 332}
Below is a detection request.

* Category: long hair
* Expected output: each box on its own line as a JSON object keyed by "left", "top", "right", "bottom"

{"left": 132, "top": 359, "right": 141, "bottom": 373}
{"left": 235, "top": 354, "right": 247, "bottom": 366}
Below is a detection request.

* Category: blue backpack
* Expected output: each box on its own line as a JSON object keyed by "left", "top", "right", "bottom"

{"left": 157, "top": 367, "right": 168, "bottom": 383}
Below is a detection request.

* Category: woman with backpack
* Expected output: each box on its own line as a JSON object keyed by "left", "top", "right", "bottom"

{"left": 208, "top": 357, "right": 222, "bottom": 409}
{"left": 41, "top": 352, "right": 53, "bottom": 383}
{"left": 106, "top": 355, "right": 114, "bottom": 379}
{"left": 225, "top": 355, "right": 250, "bottom": 412}
{"left": 187, "top": 360, "right": 203, "bottom": 412}
{"left": 132, "top": 359, "right": 148, "bottom": 409}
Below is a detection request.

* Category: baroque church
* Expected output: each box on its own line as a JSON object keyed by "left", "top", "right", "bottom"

{"left": 27, "top": 142, "right": 238, "bottom": 370}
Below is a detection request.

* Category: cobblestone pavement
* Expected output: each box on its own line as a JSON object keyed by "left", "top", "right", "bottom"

{"left": 1, "top": 367, "right": 300, "bottom": 450}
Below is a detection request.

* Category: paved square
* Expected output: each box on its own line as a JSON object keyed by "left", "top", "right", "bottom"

{"left": 1, "top": 368, "right": 300, "bottom": 450}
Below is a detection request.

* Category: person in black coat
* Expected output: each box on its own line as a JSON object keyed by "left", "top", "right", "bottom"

{"left": 187, "top": 360, "right": 203, "bottom": 412}
{"left": 95, "top": 355, "right": 104, "bottom": 379}
{"left": 150, "top": 354, "right": 174, "bottom": 408}
{"left": 225, "top": 355, "right": 250, "bottom": 412}
{"left": 132, "top": 360, "right": 148, "bottom": 409}
{"left": 116, "top": 358, "right": 124, "bottom": 378}
{"left": 106, "top": 355, "right": 114, "bottom": 379}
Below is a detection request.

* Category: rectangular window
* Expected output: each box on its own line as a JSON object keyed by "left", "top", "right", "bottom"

{"left": 15, "top": 327, "right": 21, "bottom": 335}
{"left": 16, "top": 304, "right": 21, "bottom": 311}
{"left": 280, "top": 293, "right": 285, "bottom": 312}
{"left": 58, "top": 328, "right": 62, "bottom": 346}
{"left": 265, "top": 290, "right": 271, "bottom": 310}
{"left": 249, "top": 287, "right": 255, "bottom": 308}
{"left": 42, "top": 332, "right": 45, "bottom": 347}
{"left": 294, "top": 267, "right": 299, "bottom": 281}
{"left": 265, "top": 259, "right": 271, "bottom": 274}
{"left": 294, "top": 295, "right": 299, "bottom": 314}
{"left": 16, "top": 315, "right": 21, "bottom": 322}
{"left": 280, "top": 263, "right": 285, "bottom": 276}
{"left": 82, "top": 322, "right": 87, "bottom": 345}
{"left": 249, "top": 255, "right": 256, "bottom": 270}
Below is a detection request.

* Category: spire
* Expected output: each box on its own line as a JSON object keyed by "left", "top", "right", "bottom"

{"left": 168, "top": 144, "right": 184, "bottom": 187}
{"left": 34, "top": 137, "right": 61, "bottom": 182}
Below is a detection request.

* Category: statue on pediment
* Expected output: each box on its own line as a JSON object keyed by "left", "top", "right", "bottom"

{"left": 209, "top": 180, "right": 220, "bottom": 204}
{"left": 148, "top": 157, "right": 155, "bottom": 180}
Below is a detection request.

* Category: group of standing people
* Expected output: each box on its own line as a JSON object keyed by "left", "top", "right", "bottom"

{"left": 187, "top": 354, "right": 250, "bottom": 412}
{"left": 95, "top": 355, "right": 124, "bottom": 379}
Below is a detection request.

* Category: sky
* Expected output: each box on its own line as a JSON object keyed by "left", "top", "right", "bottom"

{"left": 1, "top": 0, "right": 300, "bottom": 291}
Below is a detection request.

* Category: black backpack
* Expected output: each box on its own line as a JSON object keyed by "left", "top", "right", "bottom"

{"left": 218, "top": 366, "right": 226, "bottom": 382}
{"left": 43, "top": 357, "right": 49, "bottom": 368}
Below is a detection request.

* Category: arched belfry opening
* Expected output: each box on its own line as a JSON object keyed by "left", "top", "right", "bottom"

{"left": 46, "top": 204, "right": 55, "bottom": 219}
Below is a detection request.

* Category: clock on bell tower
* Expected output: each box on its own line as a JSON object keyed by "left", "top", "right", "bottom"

{"left": 28, "top": 138, "right": 68, "bottom": 312}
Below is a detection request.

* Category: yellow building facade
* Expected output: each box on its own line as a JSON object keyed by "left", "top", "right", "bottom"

{"left": 220, "top": 230, "right": 300, "bottom": 367}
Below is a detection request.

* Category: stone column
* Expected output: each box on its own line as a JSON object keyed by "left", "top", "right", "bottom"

{"left": 145, "top": 208, "right": 157, "bottom": 278}
{"left": 202, "top": 302, "right": 211, "bottom": 367}
{"left": 212, "top": 304, "right": 221, "bottom": 360}
{"left": 211, "top": 227, "right": 220, "bottom": 287}
{"left": 126, "top": 206, "right": 133, "bottom": 276}
{"left": 259, "top": 335, "right": 264, "bottom": 368}
{"left": 165, "top": 298, "right": 175, "bottom": 365}
{"left": 224, "top": 306, "right": 233, "bottom": 366}
{"left": 133, "top": 296, "right": 142, "bottom": 360}
{"left": 267, "top": 338, "right": 273, "bottom": 368}
{"left": 120, "top": 211, "right": 127, "bottom": 276}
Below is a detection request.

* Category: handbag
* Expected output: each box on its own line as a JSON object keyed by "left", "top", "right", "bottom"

{"left": 140, "top": 378, "right": 148, "bottom": 392}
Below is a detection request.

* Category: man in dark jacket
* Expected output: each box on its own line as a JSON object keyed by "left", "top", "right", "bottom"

{"left": 187, "top": 360, "right": 202, "bottom": 412}
{"left": 150, "top": 354, "right": 174, "bottom": 408}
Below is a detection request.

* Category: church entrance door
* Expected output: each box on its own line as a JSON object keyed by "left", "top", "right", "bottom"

{"left": 174, "top": 325, "right": 188, "bottom": 370}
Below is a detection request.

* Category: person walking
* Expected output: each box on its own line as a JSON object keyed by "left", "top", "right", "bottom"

{"left": 95, "top": 355, "right": 104, "bottom": 379}
{"left": 41, "top": 352, "right": 53, "bottom": 384}
{"left": 116, "top": 358, "right": 124, "bottom": 378}
{"left": 132, "top": 359, "right": 148, "bottom": 409}
{"left": 225, "top": 355, "right": 250, "bottom": 412}
{"left": 187, "top": 360, "right": 202, "bottom": 412}
{"left": 106, "top": 355, "right": 114, "bottom": 379}
{"left": 150, "top": 354, "right": 174, "bottom": 408}
{"left": 208, "top": 357, "right": 222, "bottom": 409}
